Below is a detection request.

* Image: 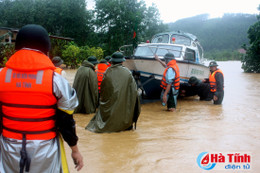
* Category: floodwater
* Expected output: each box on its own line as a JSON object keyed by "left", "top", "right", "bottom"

{"left": 64, "top": 61, "right": 260, "bottom": 173}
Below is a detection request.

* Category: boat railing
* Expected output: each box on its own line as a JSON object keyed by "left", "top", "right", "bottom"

{"left": 119, "top": 44, "right": 196, "bottom": 59}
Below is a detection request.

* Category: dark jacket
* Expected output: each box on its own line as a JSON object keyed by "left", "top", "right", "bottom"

{"left": 86, "top": 64, "right": 140, "bottom": 133}
{"left": 73, "top": 60, "right": 98, "bottom": 114}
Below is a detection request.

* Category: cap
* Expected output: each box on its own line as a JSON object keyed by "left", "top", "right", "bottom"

{"left": 87, "top": 56, "right": 99, "bottom": 65}
{"left": 52, "top": 56, "right": 64, "bottom": 67}
{"left": 209, "top": 61, "right": 218, "bottom": 67}
{"left": 99, "top": 59, "right": 107, "bottom": 64}
{"left": 164, "top": 52, "right": 175, "bottom": 60}
{"left": 110, "top": 52, "right": 125, "bottom": 63}
{"left": 15, "top": 24, "right": 51, "bottom": 54}
{"left": 188, "top": 76, "right": 199, "bottom": 85}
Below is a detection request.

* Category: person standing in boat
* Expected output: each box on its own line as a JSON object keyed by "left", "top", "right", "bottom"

{"left": 204, "top": 61, "right": 224, "bottom": 104}
{"left": 155, "top": 53, "right": 180, "bottom": 112}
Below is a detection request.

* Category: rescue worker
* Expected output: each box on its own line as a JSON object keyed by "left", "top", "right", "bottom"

{"left": 52, "top": 56, "right": 67, "bottom": 79}
{"left": 105, "top": 56, "right": 112, "bottom": 67}
{"left": 95, "top": 59, "right": 109, "bottom": 93}
{"left": 0, "top": 24, "right": 83, "bottom": 172}
{"left": 207, "top": 61, "right": 224, "bottom": 104}
{"left": 180, "top": 76, "right": 211, "bottom": 101}
{"left": 155, "top": 53, "right": 180, "bottom": 112}
{"left": 86, "top": 52, "right": 140, "bottom": 133}
{"left": 73, "top": 56, "right": 99, "bottom": 114}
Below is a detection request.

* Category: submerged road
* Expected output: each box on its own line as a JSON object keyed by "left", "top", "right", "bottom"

{"left": 65, "top": 61, "right": 260, "bottom": 173}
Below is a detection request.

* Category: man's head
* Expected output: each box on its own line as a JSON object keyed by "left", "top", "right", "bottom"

{"left": 105, "top": 56, "right": 111, "bottom": 63}
{"left": 110, "top": 52, "right": 125, "bottom": 64}
{"left": 164, "top": 52, "right": 175, "bottom": 63}
{"left": 52, "top": 56, "right": 64, "bottom": 67}
{"left": 87, "top": 56, "right": 99, "bottom": 66}
{"left": 99, "top": 59, "right": 107, "bottom": 64}
{"left": 209, "top": 61, "right": 218, "bottom": 71}
{"left": 188, "top": 76, "right": 199, "bottom": 86}
{"left": 15, "top": 24, "right": 51, "bottom": 55}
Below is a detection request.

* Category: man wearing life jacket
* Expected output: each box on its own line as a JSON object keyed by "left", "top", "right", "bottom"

{"left": 52, "top": 56, "right": 67, "bottom": 79}
{"left": 155, "top": 53, "right": 180, "bottom": 112}
{"left": 96, "top": 59, "right": 109, "bottom": 93}
{"left": 208, "top": 61, "right": 224, "bottom": 104}
{"left": 0, "top": 24, "right": 83, "bottom": 173}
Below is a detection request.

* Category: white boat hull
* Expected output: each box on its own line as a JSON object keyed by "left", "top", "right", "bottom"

{"left": 123, "top": 58, "right": 209, "bottom": 98}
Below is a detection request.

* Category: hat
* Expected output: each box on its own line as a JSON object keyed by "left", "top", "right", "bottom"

{"left": 188, "top": 76, "right": 199, "bottom": 85}
{"left": 110, "top": 52, "right": 125, "bottom": 63}
{"left": 209, "top": 61, "right": 218, "bottom": 67}
{"left": 99, "top": 59, "right": 107, "bottom": 64}
{"left": 52, "top": 56, "right": 64, "bottom": 67}
{"left": 164, "top": 52, "right": 175, "bottom": 60}
{"left": 105, "top": 56, "right": 111, "bottom": 62}
{"left": 15, "top": 24, "right": 51, "bottom": 54}
{"left": 88, "top": 56, "right": 99, "bottom": 65}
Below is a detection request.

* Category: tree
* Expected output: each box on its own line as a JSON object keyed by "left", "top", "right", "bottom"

{"left": 94, "top": 0, "right": 146, "bottom": 55}
{"left": 242, "top": 5, "right": 260, "bottom": 73}
{"left": 141, "top": 3, "right": 168, "bottom": 42}
{"left": 0, "top": 0, "right": 94, "bottom": 45}
{"left": 62, "top": 43, "right": 81, "bottom": 68}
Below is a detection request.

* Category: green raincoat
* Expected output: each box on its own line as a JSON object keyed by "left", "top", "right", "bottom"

{"left": 73, "top": 60, "right": 98, "bottom": 114}
{"left": 86, "top": 64, "right": 140, "bottom": 133}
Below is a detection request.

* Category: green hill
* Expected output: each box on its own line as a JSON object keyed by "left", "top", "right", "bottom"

{"left": 167, "top": 13, "right": 257, "bottom": 60}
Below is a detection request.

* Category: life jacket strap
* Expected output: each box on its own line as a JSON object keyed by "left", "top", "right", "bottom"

{"left": 19, "top": 134, "right": 31, "bottom": 173}
{"left": 2, "top": 113, "right": 56, "bottom": 122}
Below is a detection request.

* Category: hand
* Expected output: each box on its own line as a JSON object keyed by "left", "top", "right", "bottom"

{"left": 202, "top": 79, "right": 206, "bottom": 83}
{"left": 71, "top": 146, "right": 84, "bottom": 171}
{"left": 154, "top": 54, "right": 159, "bottom": 61}
{"left": 163, "top": 94, "right": 167, "bottom": 104}
{"left": 213, "top": 95, "right": 218, "bottom": 101}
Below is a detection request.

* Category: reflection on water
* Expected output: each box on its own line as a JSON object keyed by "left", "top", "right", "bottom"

{"left": 65, "top": 61, "right": 260, "bottom": 172}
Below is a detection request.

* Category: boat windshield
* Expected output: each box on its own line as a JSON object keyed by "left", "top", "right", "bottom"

{"left": 134, "top": 45, "right": 182, "bottom": 58}
{"left": 151, "top": 34, "right": 169, "bottom": 43}
{"left": 171, "top": 34, "right": 191, "bottom": 46}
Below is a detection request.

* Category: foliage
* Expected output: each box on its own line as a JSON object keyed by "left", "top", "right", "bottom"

{"left": 0, "top": 0, "right": 94, "bottom": 46}
{"left": 241, "top": 5, "right": 260, "bottom": 73}
{"left": 168, "top": 13, "right": 257, "bottom": 53}
{"left": 0, "top": 43, "right": 14, "bottom": 67}
{"left": 94, "top": 0, "right": 167, "bottom": 55}
{"left": 61, "top": 43, "right": 104, "bottom": 68}
{"left": 61, "top": 42, "right": 80, "bottom": 68}
{"left": 78, "top": 46, "right": 104, "bottom": 62}
{"left": 1, "top": 0, "right": 258, "bottom": 63}
{"left": 49, "top": 38, "right": 71, "bottom": 59}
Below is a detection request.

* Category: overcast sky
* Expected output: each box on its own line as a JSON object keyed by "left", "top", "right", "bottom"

{"left": 87, "top": 0, "right": 259, "bottom": 23}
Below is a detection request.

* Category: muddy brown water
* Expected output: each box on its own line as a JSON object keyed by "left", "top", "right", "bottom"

{"left": 64, "top": 61, "right": 260, "bottom": 173}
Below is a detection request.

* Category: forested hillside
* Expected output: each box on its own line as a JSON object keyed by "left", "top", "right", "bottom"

{"left": 167, "top": 14, "right": 257, "bottom": 60}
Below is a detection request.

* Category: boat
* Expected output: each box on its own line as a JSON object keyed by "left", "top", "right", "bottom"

{"left": 121, "top": 31, "right": 210, "bottom": 99}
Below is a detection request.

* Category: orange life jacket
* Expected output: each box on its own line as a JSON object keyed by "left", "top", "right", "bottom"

{"left": 0, "top": 49, "right": 57, "bottom": 140}
{"left": 160, "top": 59, "right": 180, "bottom": 90}
{"left": 54, "top": 67, "right": 63, "bottom": 74}
{"left": 209, "top": 69, "right": 224, "bottom": 92}
{"left": 96, "top": 63, "right": 109, "bottom": 92}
